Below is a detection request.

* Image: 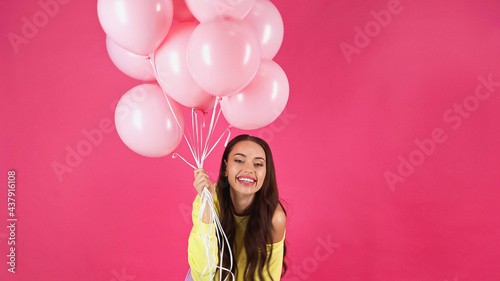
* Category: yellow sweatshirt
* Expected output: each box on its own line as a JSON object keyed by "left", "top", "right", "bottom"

{"left": 187, "top": 185, "right": 286, "bottom": 281}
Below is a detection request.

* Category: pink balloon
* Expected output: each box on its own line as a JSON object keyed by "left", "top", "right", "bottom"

{"left": 220, "top": 60, "right": 289, "bottom": 130}
{"left": 115, "top": 84, "right": 184, "bottom": 157}
{"left": 244, "top": 0, "right": 284, "bottom": 59}
{"left": 196, "top": 95, "right": 217, "bottom": 112}
{"left": 154, "top": 23, "right": 214, "bottom": 109}
{"left": 185, "top": 0, "right": 255, "bottom": 22}
{"left": 172, "top": 0, "right": 196, "bottom": 22}
{"left": 106, "top": 36, "right": 156, "bottom": 81}
{"left": 97, "top": 0, "right": 174, "bottom": 55}
{"left": 187, "top": 17, "right": 261, "bottom": 97}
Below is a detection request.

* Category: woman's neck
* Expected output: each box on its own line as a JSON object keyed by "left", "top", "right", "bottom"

{"left": 230, "top": 188, "right": 255, "bottom": 216}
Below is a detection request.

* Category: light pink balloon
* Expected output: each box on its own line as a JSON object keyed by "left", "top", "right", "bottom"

{"left": 172, "top": 0, "right": 196, "bottom": 22}
{"left": 106, "top": 36, "right": 156, "bottom": 81}
{"left": 115, "top": 84, "right": 184, "bottom": 157}
{"left": 244, "top": 0, "right": 284, "bottom": 59}
{"left": 196, "top": 95, "right": 217, "bottom": 112}
{"left": 187, "top": 17, "right": 261, "bottom": 97}
{"left": 220, "top": 60, "right": 289, "bottom": 130}
{"left": 154, "top": 23, "right": 214, "bottom": 109}
{"left": 97, "top": 0, "right": 174, "bottom": 55}
{"left": 185, "top": 0, "right": 255, "bottom": 22}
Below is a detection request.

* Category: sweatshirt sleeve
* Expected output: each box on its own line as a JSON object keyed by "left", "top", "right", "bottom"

{"left": 187, "top": 189, "right": 220, "bottom": 281}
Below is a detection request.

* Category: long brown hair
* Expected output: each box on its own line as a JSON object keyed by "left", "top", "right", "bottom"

{"left": 215, "top": 134, "right": 288, "bottom": 281}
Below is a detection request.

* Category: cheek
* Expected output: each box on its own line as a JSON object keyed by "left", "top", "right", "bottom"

{"left": 258, "top": 169, "right": 267, "bottom": 181}
{"left": 228, "top": 167, "right": 238, "bottom": 177}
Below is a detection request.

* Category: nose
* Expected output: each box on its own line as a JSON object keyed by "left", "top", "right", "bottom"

{"left": 242, "top": 162, "right": 254, "bottom": 173}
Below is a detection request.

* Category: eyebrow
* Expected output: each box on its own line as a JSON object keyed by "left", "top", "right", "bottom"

{"left": 233, "top": 153, "right": 266, "bottom": 161}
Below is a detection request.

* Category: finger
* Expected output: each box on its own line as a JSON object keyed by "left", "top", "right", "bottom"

{"left": 194, "top": 177, "right": 210, "bottom": 186}
{"left": 194, "top": 184, "right": 205, "bottom": 194}
{"left": 193, "top": 179, "right": 202, "bottom": 187}
{"left": 194, "top": 178, "right": 207, "bottom": 187}
{"left": 205, "top": 180, "right": 212, "bottom": 188}
{"left": 194, "top": 171, "right": 208, "bottom": 180}
{"left": 194, "top": 168, "right": 206, "bottom": 175}
{"left": 195, "top": 176, "right": 210, "bottom": 183}
{"left": 195, "top": 173, "right": 209, "bottom": 181}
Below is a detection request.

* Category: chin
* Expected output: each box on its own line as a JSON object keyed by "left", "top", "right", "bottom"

{"left": 233, "top": 183, "right": 261, "bottom": 195}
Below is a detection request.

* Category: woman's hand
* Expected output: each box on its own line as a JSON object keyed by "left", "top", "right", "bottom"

{"left": 193, "top": 168, "right": 215, "bottom": 199}
{"left": 193, "top": 168, "right": 215, "bottom": 223}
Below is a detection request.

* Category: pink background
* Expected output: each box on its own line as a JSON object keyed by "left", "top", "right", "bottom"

{"left": 1, "top": 0, "right": 500, "bottom": 280}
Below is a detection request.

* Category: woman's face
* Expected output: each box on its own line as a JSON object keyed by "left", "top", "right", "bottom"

{"left": 225, "top": 140, "right": 267, "bottom": 195}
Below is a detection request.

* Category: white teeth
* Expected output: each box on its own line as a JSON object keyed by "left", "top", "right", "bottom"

{"left": 238, "top": 178, "right": 254, "bottom": 183}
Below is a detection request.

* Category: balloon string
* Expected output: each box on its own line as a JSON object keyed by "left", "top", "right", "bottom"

{"left": 148, "top": 54, "right": 184, "bottom": 137}
{"left": 191, "top": 108, "right": 198, "bottom": 163}
{"left": 205, "top": 126, "right": 231, "bottom": 160}
{"left": 194, "top": 109, "right": 200, "bottom": 166}
{"left": 201, "top": 98, "right": 222, "bottom": 167}
{"left": 203, "top": 98, "right": 220, "bottom": 157}
{"left": 148, "top": 56, "right": 234, "bottom": 280}
{"left": 224, "top": 127, "right": 232, "bottom": 147}
{"left": 202, "top": 103, "right": 223, "bottom": 164}
{"left": 200, "top": 112, "right": 205, "bottom": 167}
{"left": 213, "top": 104, "right": 223, "bottom": 133}
{"left": 148, "top": 55, "right": 201, "bottom": 168}
{"left": 172, "top": 153, "right": 196, "bottom": 170}
{"left": 198, "top": 188, "right": 236, "bottom": 281}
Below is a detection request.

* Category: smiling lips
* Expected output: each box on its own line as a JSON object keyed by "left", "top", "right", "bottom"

{"left": 237, "top": 176, "right": 256, "bottom": 186}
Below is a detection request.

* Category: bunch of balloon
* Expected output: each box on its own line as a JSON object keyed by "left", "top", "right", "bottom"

{"left": 97, "top": 0, "right": 289, "bottom": 168}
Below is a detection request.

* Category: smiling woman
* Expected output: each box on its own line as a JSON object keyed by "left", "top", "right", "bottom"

{"left": 188, "top": 134, "right": 288, "bottom": 281}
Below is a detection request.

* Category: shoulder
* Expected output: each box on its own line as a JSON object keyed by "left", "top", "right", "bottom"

{"left": 271, "top": 204, "right": 286, "bottom": 244}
